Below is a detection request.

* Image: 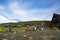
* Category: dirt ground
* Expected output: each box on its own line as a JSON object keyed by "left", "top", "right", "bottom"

{"left": 0, "top": 28, "right": 60, "bottom": 40}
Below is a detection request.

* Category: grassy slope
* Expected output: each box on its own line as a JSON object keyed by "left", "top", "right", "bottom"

{"left": 0, "top": 21, "right": 51, "bottom": 31}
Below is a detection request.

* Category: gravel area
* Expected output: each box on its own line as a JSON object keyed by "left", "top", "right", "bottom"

{"left": 0, "top": 29, "right": 60, "bottom": 40}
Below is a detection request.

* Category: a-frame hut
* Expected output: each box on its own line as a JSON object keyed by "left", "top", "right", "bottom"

{"left": 51, "top": 13, "right": 60, "bottom": 29}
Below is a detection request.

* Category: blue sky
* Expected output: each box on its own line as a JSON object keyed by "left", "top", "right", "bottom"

{"left": 0, "top": 0, "right": 60, "bottom": 23}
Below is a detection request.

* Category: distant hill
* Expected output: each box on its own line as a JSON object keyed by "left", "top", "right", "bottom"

{"left": 0, "top": 21, "right": 51, "bottom": 27}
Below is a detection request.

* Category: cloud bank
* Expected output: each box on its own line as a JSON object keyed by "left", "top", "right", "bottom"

{"left": 0, "top": 0, "right": 60, "bottom": 23}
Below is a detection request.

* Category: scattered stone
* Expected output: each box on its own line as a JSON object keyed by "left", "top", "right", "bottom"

{"left": 2, "top": 39, "right": 8, "bottom": 40}
{"left": 21, "top": 35, "right": 27, "bottom": 37}
{"left": 49, "top": 36, "right": 53, "bottom": 38}
{"left": 4, "top": 34, "right": 7, "bottom": 36}
{"left": 13, "top": 32, "right": 16, "bottom": 34}
{"left": 41, "top": 28, "right": 44, "bottom": 31}
{"left": 11, "top": 36, "right": 15, "bottom": 39}
{"left": 0, "top": 33, "right": 3, "bottom": 34}
{"left": 44, "top": 36, "right": 46, "bottom": 39}
{"left": 9, "top": 32, "right": 11, "bottom": 34}
{"left": 28, "top": 37, "right": 33, "bottom": 40}
{"left": 40, "top": 36, "right": 44, "bottom": 38}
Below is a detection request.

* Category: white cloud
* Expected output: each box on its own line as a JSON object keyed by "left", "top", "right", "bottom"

{"left": 0, "top": 15, "right": 17, "bottom": 23}
{"left": 7, "top": 1, "right": 60, "bottom": 21}
{"left": 0, "top": 5, "right": 18, "bottom": 23}
{"left": 8, "top": 2, "right": 29, "bottom": 21}
{"left": 0, "top": 0, "right": 60, "bottom": 23}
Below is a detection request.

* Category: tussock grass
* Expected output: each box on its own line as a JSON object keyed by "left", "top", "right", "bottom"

{"left": 0, "top": 27, "right": 27, "bottom": 32}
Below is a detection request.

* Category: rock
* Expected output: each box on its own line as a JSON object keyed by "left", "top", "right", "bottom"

{"left": 11, "top": 36, "right": 15, "bottom": 39}
{"left": 4, "top": 34, "right": 7, "bottom": 36}
{"left": 0, "top": 33, "right": 3, "bottom": 34}
{"left": 41, "top": 28, "right": 44, "bottom": 31}
{"left": 13, "top": 32, "right": 16, "bottom": 34}
{"left": 21, "top": 35, "right": 27, "bottom": 37}
{"left": 44, "top": 36, "right": 46, "bottom": 39}
{"left": 2, "top": 39, "right": 8, "bottom": 40}
{"left": 28, "top": 37, "right": 33, "bottom": 40}
{"left": 49, "top": 36, "right": 53, "bottom": 38}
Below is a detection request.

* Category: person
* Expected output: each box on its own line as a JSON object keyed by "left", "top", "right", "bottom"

{"left": 9, "top": 25, "right": 12, "bottom": 32}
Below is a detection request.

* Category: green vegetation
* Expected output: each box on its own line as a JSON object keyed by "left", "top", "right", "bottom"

{"left": 0, "top": 27, "right": 27, "bottom": 32}
{"left": 2, "top": 21, "right": 60, "bottom": 32}
{"left": 0, "top": 21, "right": 51, "bottom": 27}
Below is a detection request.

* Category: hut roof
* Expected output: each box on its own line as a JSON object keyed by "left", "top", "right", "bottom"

{"left": 52, "top": 14, "right": 60, "bottom": 21}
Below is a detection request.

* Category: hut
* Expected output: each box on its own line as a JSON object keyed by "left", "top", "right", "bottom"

{"left": 51, "top": 13, "right": 60, "bottom": 29}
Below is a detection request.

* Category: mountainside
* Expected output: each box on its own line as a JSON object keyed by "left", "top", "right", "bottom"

{"left": 0, "top": 21, "right": 51, "bottom": 27}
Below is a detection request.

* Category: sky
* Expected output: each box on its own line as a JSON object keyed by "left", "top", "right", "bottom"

{"left": 0, "top": 0, "right": 60, "bottom": 23}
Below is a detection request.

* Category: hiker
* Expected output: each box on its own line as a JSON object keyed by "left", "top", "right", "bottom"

{"left": 9, "top": 25, "right": 12, "bottom": 32}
